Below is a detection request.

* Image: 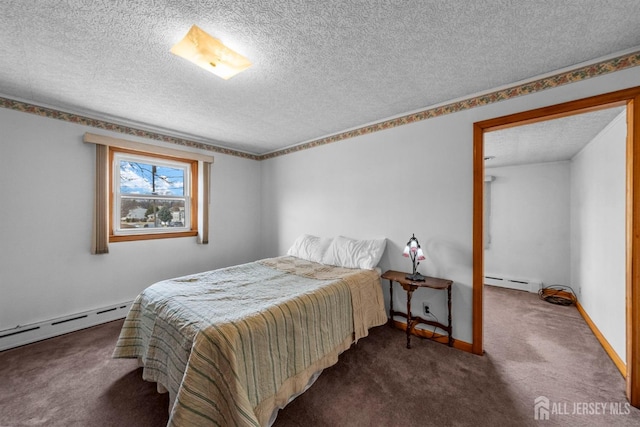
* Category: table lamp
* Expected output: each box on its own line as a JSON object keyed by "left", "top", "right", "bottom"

{"left": 402, "top": 234, "right": 426, "bottom": 281}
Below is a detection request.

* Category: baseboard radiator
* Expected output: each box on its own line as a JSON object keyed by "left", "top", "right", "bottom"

{"left": 484, "top": 275, "right": 542, "bottom": 293}
{"left": 0, "top": 301, "right": 132, "bottom": 351}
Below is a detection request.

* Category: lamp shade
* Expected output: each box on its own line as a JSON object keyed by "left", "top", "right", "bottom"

{"left": 403, "top": 245, "right": 410, "bottom": 257}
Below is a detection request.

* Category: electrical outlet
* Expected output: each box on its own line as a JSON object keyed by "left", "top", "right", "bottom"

{"left": 423, "top": 303, "right": 430, "bottom": 315}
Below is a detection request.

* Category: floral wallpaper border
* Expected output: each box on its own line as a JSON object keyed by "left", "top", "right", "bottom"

{"left": 1, "top": 50, "right": 638, "bottom": 161}
{"left": 0, "top": 97, "right": 261, "bottom": 161}
{"left": 260, "top": 50, "right": 640, "bottom": 160}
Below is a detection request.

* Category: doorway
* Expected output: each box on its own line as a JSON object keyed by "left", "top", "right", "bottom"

{"left": 472, "top": 87, "right": 640, "bottom": 406}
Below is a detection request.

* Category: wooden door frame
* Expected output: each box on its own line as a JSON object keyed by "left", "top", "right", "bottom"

{"left": 472, "top": 86, "right": 640, "bottom": 407}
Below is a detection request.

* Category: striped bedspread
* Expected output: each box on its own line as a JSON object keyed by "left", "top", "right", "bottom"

{"left": 112, "top": 256, "right": 387, "bottom": 426}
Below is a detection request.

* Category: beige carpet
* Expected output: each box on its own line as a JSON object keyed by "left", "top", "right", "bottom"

{"left": 1, "top": 285, "right": 638, "bottom": 426}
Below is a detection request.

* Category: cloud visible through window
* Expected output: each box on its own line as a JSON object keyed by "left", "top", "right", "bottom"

{"left": 119, "top": 161, "right": 184, "bottom": 196}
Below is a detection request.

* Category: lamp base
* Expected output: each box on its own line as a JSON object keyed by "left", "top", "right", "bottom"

{"left": 406, "top": 272, "right": 426, "bottom": 282}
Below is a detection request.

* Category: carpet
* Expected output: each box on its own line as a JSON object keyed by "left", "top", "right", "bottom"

{"left": 1, "top": 285, "right": 638, "bottom": 426}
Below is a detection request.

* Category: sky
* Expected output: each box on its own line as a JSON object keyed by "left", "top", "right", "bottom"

{"left": 119, "top": 161, "right": 185, "bottom": 196}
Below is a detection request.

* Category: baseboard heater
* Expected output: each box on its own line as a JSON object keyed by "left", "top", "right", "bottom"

{"left": 0, "top": 301, "right": 132, "bottom": 351}
{"left": 484, "top": 275, "right": 542, "bottom": 293}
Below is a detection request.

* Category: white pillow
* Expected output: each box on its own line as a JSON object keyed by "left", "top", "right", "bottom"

{"left": 286, "top": 234, "right": 333, "bottom": 263}
{"left": 321, "top": 236, "right": 386, "bottom": 270}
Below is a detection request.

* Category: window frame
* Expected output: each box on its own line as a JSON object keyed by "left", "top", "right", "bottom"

{"left": 109, "top": 147, "right": 199, "bottom": 242}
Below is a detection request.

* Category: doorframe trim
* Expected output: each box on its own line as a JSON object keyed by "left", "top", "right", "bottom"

{"left": 472, "top": 86, "right": 640, "bottom": 407}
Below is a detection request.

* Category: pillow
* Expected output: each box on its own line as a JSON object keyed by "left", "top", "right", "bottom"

{"left": 286, "top": 234, "right": 333, "bottom": 264}
{"left": 321, "top": 236, "right": 386, "bottom": 270}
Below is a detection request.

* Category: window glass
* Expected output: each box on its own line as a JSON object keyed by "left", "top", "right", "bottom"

{"left": 119, "top": 161, "right": 185, "bottom": 196}
{"left": 112, "top": 151, "right": 194, "bottom": 237}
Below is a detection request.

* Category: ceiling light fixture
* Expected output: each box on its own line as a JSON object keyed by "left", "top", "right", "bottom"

{"left": 170, "top": 25, "right": 251, "bottom": 80}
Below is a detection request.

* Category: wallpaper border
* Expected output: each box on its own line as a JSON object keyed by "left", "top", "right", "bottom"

{"left": 0, "top": 97, "right": 261, "bottom": 161}
{"left": 260, "top": 50, "right": 640, "bottom": 160}
{"left": 1, "top": 50, "right": 639, "bottom": 161}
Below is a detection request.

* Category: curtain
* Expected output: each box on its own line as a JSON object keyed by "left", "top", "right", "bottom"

{"left": 200, "top": 161, "right": 211, "bottom": 244}
{"left": 92, "top": 144, "right": 109, "bottom": 254}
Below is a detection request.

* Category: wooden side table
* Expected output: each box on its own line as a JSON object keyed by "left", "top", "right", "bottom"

{"left": 381, "top": 270, "right": 453, "bottom": 349}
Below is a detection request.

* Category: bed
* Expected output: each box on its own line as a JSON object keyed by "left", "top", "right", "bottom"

{"left": 113, "top": 242, "right": 387, "bottom": 426}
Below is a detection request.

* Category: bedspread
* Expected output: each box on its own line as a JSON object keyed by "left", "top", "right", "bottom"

{"left": 112, "top": 256, "right": 387, "bottom": 426}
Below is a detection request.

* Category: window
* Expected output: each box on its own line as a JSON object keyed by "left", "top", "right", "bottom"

{"left": 84, "top": 132, "right": 213, "bottom": 253}
{"left": 110, "top": 149, "right": 198, "bottom": 241}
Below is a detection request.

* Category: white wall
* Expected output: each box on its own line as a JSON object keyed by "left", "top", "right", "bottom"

{"left": 0, "top": 108, "right": 262, "bottom": 330}
{"left": 571, "top": 111, "right": 627, "bottom": 362}
{"left": 484, "top": 161, "right": 571, "bottom": 287}
{"left": 261, "top": 114, "right": 474, "bottom": 338}
{"left": 261, "top": 67, "right": 640, "bottom": 344}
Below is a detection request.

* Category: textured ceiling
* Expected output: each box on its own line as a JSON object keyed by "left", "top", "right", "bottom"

{"left": 485, "top": 106, "right": 625, "bottom": 168}
{"left": 0, "top": 1, "right": 639, "bottom": 155}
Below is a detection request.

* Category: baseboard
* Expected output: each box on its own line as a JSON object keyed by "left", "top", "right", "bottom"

{"left": 575, "top": 301, "right": 626, "bottom": 377}
{"left": 0, "top": 301, "right": 132, "bottom": 351}
{"left": 391, "top": 319, "right": 473, "bottom": 353}
{"left": 484, "top": 276, "right": 541, "bottom": 293}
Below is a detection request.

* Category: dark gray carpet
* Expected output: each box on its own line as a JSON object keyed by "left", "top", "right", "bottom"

{"left": 0, "top": 320, "right": 168, "bottom": 426}
{"left": 1, "top": 285, "right": 638, "bottom": 426}
{"left": 275, "top": 286, "right": 639, "bottom": 426}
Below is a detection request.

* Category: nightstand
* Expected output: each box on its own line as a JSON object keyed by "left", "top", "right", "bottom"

{"left": 381, "top": 270, "right": 453, "bottom": 349}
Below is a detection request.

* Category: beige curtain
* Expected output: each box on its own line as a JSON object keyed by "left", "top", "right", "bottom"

{"left": 200, "top": 161, "right": 211, "bottom": 244}
{"left": 92, "top": 144, "right": 109, "bottom": 254}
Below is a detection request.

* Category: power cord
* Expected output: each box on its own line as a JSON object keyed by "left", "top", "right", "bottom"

{"left": 538, "top": 284, "right": 577, "bottom": 306}
{"left": 419, "top": 312, "right": 440, "bottom": 338}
